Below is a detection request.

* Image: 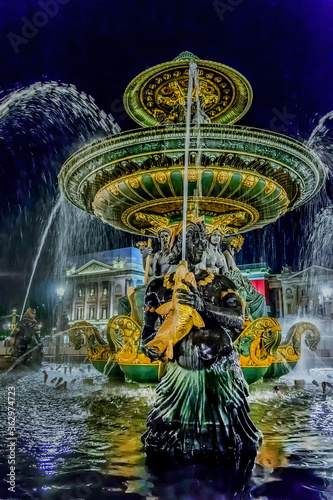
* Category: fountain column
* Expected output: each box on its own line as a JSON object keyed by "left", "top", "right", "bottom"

{"left": 181, "top": 61, "right": 197, "bottom": 261}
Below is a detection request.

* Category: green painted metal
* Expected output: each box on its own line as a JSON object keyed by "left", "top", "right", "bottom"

{"left": 242, "top": 366, "right": 269, "bottom": 384}
{"left": 59, "top": 125, "right": 325, "bottom": 230}
{"left": 119, "top": 363, "right": 159, "bottom": 383}
{"left": 89, "top": 359, "right": 273, "bottom": 385}
{"left": 90, "top": 360, "right": 124, "bottom": 379}
{"left": 264, "top": 361, "right": 297, "bottom": 380}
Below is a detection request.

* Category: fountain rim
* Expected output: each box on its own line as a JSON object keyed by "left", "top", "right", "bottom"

{"left": 59, "top": 123, "right": 326, "bottom": 215}
{"left": 58, "top": 123, "right": 322, "bottom": 165}
{"left": 61, "top": 123, "right": 324, "bottom": 169}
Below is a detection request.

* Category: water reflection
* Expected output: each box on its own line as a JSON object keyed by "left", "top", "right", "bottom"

{"left": 0, "top": 364, "right": 333, "bottom": 499}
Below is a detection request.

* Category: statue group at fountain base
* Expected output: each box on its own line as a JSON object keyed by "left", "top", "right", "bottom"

{"left": 67, "top": 221, "right": 320, "bottom": 463}
{"left": 6, "top": 308, "right": 43, "bottom": 368}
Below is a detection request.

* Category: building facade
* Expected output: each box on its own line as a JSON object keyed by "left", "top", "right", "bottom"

{"left": 61, "top": 249, "right": 333, "bottom": 343}
{"left": 239, "top": 264, "right": 333, "bottom": 321}
{"left": 62, "top": 247, "right": 144, "bottom": 333}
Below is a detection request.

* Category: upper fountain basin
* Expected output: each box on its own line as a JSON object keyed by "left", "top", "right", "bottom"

{"left": 58, "top": 124, "right": 325, "bottom": 237}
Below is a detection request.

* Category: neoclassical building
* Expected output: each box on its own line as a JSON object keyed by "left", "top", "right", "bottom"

{"left": 239, "top": 263, "right": 333, "bottom": 320}
{"left": 62, "top": 247, "right": 144, "bottom": 332}
{"left": 61, "top": 247, "right": 333, "bottom": 339}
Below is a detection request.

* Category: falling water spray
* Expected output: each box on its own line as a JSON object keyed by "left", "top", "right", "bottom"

{"left": 182, "top": 62, "right": 198, "bottom": 261}
{"left": 20, "top": 196, "right": 63, "bottom": 319}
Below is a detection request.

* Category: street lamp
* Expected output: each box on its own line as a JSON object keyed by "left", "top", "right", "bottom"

{"left": 11, "top": 309, "right": 17, "bottom": 330}
{"left": 56, "top": 288, "right": 65, "bottom": 299}
{"left": 55, "top": 287, "right": 66, "bottom": 362}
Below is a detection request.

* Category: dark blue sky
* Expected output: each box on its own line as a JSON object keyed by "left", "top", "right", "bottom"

{"left": 0, "top": 0, "right": 332, "bottom": 311}
{"left": 1, "top": 0, "right": 332, "bottom": 130}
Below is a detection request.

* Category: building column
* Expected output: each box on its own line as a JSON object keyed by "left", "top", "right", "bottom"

{"left": 278, "top": 287, "right": 284, "bottom": 318}
{"left": 97, "top": 278, "right": 101, "bottom": 320}
{"left": 109, "top": 281, "right": 114, "bottom": 317}
{"left": 281, "top": 286, "right": 287, "bottom": 317}
{"left": 71, "top": 283, "right": 76, "bottom": 321}
{"left": 84, "top": 282, "right": 88, "bottom": 320}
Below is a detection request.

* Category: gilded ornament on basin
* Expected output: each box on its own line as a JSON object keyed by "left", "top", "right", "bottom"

{"left": 155, "top": 172, "right": 167, "bottom": 184}
{"left": 217, "top": 171, "right": 230, "bottom": 184}
{"left": 243, "top": 175, "right": 258, "bottom": 188}
{"left": 109, "top": 184, "right": 120, "bottom": 196}
{"left": 264, "top": 181, "right": 276, "bottom": 194}
{"left": 187, "top": 169, "right": 198, "bottom": 182}
{"left": 128, "top": 177, "right": 140, "bottom": 189}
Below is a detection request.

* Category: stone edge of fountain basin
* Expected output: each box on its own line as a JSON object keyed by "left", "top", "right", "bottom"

{"left": 58, "top": 124, "right": 325, "bottom": 215}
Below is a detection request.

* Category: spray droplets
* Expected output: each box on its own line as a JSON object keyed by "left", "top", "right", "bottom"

{"left": 306, "top": 205, "right": 333, "bottom": 269}
{"left": 0, "top": 80, "right": 120, "bottom": 151}
{"left": 306, "top": 111, "right": 333, "bottom": 180}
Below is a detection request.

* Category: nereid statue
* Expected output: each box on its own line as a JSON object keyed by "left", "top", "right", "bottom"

{"left": 137, "top": 228, "right": 173, "bottom": 281}
{"left": 205, "top": 229, "right": 228, "bottom": 274}
{"left": 223, "top": 235, "right": 267, "bottom": 320}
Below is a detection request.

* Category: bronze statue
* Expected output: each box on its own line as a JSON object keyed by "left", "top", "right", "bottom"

{"left": 205, "top": 229, "right": 228, "bottom": 274}
{"left": 223, "top": 235, "right": 267, "bottom": 320}
{"left": 141, "top": 222, "right": 261, "bottom": 463}
{"left": 123, "top": 231, "right": 174, "bottom": 325}
{"left": 223, "top": 234, "right": 244, "bottom": 271}
{"left": 10, "top": 308, "right": 43, "bottom": 366}
{"left": 138, "top": 228, "right": 173, "bottom": 280}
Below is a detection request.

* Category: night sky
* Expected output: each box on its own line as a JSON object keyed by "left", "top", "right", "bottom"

{"left": 0, "top": 0, "right": 332, "bottom": 315}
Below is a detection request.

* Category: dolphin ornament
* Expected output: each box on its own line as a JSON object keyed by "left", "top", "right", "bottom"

{"left": 145, "top": 260, "right": 205, "bottom": 360}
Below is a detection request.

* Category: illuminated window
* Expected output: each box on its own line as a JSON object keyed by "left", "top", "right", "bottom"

{"left": 89, "top": 306, "right": 95, "bottom": 319}
{"left": 102, "top": 282, "right": 109, "bottom": 296}
{"left": 76, "top": 306, "right": 83, "bottom": 320}
{"left": 77, "top": 285, "right": 84, "bottom": 298}
{"left": 102, "top": 305, "right": 108, "bottom": 319}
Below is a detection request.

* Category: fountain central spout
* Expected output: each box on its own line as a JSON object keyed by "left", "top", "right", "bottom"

{"left": 181, "top": 62, "right": 200, "bottom": 261}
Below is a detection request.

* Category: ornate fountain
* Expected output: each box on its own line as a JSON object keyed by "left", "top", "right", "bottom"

{"left": 61, "top": 52, "right": 322, "bottom": 386}
{"left": 59, "top": 51, "right": 328, "bottom": 463}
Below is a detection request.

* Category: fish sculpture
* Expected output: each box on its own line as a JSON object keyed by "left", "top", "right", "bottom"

{"left": 145, "top": 260, "right": 205, "bottom": 360}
